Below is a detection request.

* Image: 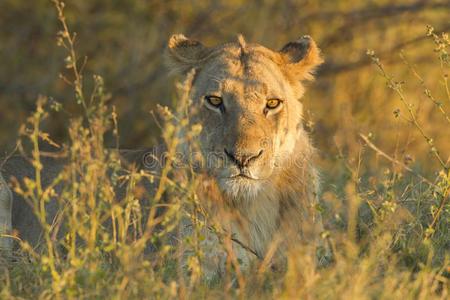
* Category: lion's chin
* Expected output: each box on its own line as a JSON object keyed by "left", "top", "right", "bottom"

{"left": 217, "top": 176, "right": 263, "bottom": 200}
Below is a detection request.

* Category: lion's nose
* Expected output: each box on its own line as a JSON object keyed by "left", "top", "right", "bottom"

{"left": 224, "top": 148, "right": 264, "bottom": 168}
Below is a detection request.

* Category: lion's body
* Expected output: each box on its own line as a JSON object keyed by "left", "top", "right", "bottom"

{"left": 2, "top": 156, "right": 65, "bottom": 248}
{"left": 1, "top": 34, "right": 327, "bottom": 277}
{"left": 0, "top": 150, "right": 157, "bottom": 251}
{"left": 0, "top": 170, "right": 13, "bottom": 253}
{"left": 194, "top": 132, "right": 321, "bottom": 271}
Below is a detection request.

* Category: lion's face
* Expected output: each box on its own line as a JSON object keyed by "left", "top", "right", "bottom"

{"left": 190, "top": 50, "right": 301, "bottom": 198}
{"left": 166, "top": 35, "right": 322, "bottom": 199}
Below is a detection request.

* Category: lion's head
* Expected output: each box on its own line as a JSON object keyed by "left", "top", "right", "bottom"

{"left": 166, "top": 34, "right": 322, "bottom": 200}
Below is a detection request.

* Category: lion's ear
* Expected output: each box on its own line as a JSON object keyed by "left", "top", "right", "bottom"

{"left": 278, "top": 36, "right": 323, "bottom": 81}
{"left": 165, "top": 34, "right": 213, "bottom": 74}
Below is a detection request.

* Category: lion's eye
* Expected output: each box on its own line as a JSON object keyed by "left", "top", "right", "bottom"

{"left": 205, "top": 96, "right": 223, "bottom": 107}
{"left": 266, "top": 99, "right": 282, "bottom": 109}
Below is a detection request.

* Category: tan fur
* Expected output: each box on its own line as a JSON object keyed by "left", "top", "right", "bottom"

{"left": 0, "top": 34, "right": 326, "bottom": 278}
{"left": 0, "top": 151, "right": 157, "bottom": 253}
{"left": 167, "top": 34, "right": 326, "bottom": 277}
{"left": 0, "top": 171, "right": 13, "bottom": 254}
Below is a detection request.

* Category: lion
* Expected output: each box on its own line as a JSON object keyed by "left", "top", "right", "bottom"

{"left": 0, "top": 34, "right": 327, "bottom": 278}
{"left": 167, "top": 34, "right": 327, "bottom": 276}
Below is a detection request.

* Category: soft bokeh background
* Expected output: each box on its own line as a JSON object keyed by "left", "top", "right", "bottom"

{"left": 1, "top": 0, "right": 449, "bottom": 175}
{"left": 0, "top": 2, "right": 449, "bottom": 298}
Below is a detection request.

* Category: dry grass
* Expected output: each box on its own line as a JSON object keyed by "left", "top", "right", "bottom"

{"left": 0, "top": 1, "right": 449, "bottom": 299}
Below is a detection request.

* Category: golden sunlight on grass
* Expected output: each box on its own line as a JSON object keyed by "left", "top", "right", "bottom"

{"left": 0, "top": 1, "right": 449, "bottom": 299}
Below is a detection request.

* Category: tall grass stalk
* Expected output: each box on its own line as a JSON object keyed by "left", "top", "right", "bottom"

{"left": 0, "top": 3, "right": 448, "bottom": 299}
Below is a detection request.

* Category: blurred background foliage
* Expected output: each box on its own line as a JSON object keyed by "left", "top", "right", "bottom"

{"left": 0, "top": 0, "right": 449, "bottom": 175}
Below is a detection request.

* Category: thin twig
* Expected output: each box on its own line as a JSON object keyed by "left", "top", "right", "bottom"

{"left": 231, "top": 237, "right": 262, "bottom": 260}
{"left": 359, "top": 133, "right": 437, "bottom": 188}
{"left": 367, "top": 51, "right": 448, "bottom": 169}
{"left": 426, "top": 190, "right": 449, "bottom": 239}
